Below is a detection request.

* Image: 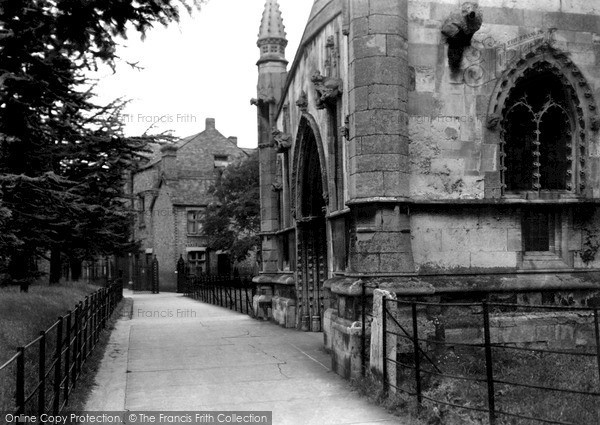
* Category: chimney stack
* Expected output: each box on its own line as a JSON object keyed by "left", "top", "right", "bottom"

{"left": 160, "top": 144, "right": 178, "bottom": 180}
{"left": 228, "top": 136, "right": 238, "bottom": 146}
{"left": 205, "top": 118, "right": 215, "bottom": 130}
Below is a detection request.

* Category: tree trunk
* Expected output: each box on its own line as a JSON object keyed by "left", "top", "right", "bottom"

{"left": 49, "top": 248, "right": 61, "bottom": 285}
{"left": 70, "top": 258, "right": 82, "bottom": 281}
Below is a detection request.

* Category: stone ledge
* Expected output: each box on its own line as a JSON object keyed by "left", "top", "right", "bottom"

{"left": 364, "top": 273, "right": 600, "bottom": 296}
{"left": 324, "top": 276, "right": 371, "bottom": 296}
{"left": 252, "top": 273, "right": 296, "bottom": 285}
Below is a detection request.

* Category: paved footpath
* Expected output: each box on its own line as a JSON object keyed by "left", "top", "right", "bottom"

{"left": 85, "top": 290, "right": 400, "bottom": 425}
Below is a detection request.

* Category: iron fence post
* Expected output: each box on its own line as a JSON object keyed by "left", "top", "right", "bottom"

{"left": 412, "top": 302, "right": 422, "bottom": 405}
{"left": 382, "top": 297, "right": 388, "bottom": 395}
{"left": 361, "top": 280, "right": 366, "bottom": 376}
{"left": 16, "top": 347, "right": 25, "bottom": 414}
{"left": 83, "top": 297, "right": 89, "bottom": 361}
{"left": 38, "top": 330, "right": 46, "bottom": 415}
{"left": 64, "top": 311, "right": 71, "bottom": 403}
{"left": 594, "top": 309, "right": 600, "bottom": 389}
{"left": 482, "top": 301, "right": 496, "bottom": 425}
{"left": 53, "top": 316, "right": 63, "bottom": 414}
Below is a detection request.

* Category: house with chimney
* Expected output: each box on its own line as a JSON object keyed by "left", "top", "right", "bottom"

{"left": 126, "top": 118, "right": 254, "bottom": 291}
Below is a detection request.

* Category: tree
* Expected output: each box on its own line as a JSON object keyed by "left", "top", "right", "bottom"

{"left": 0, "top": 0, "right": 204, "bottom": 284}
{"left": 203, "top": 151, "right": 260, "bottom": 263}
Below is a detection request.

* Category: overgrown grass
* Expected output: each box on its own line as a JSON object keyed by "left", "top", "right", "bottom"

{"left": 351, "top": 372, "right": 427, "bottom": 425}
{"left": 396, "top": 346, "right": 600, "bottom": 425}
{"left": 0, "top": 282, "right": 100, "bottom": 363}
{"left": 0, "top": 281, "right": 101, "bottom": 412}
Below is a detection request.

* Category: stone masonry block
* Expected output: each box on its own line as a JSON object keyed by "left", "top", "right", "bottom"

{"left": 369, "top": 14, "right": 407, "bottom": 37}
{"left": 412, "top": 228, "right": 442, "bottom": 252}
{"left": 354, "top": 56, "right": 406, "bottom": 87}
{"left": 351, "top": 86, "right": 369, "bottom": 112}
{"left": 351, "top": 0, "right": 369, "bottom": 19}
{"left": 562, "top": 0, "right": 600, "bottom": 14}
{"left": 415, "top": 251, "right": 471, "bottom": 271}
{"left": 408, "top": 92, "right": 439, "bottom": 117}
{"left": 350, "top": 17, "right": 368, "bottom": 39}
{"left": 429, "top": 3, "right": 456, "bottom": 22}
{"left": 381, "top": 206, "right": 410, "bottom": 231}
{"left": 354, "top": 109, "right": 404, "bottom": 137}
{"left": 370, "top": 0, "right": 407, "bottom": 17}
{"left": 408, "top": 27, "right": 440, "bottom": 45}
{"left": 408, "top": 44, "right": 438, "bottom": 67}
{"left": 351, "top": 153, "right": 407, "bottom": 173}
{"left": 383, "top": 170, "right": 409, "bottom": 197}
{"left": 350, "top": 252, "right": 380, "bottom": 273}
{"left": 471, "top": 252, "right": 517, "bottom": 268}
{"left": 507, "top": 228, "right": 522, "bottom": 252}
{"left": 353, "top": 171, "right": 384, "bottom": 197}
{"left": 353, "top": 34, "right": 387, "bottom": 59}
{"left": 481, "top": 144, "right": 498, "bottom": 172}
{"left": 442, "top": 228, "right": 508, "bottom": 252}
{"left": 356, "top": 231, "right": 412, "bottom": 254}
{"left": 408, "top": 1, "right": 430, "bottom": 21}
{"left": 387, "top": 35, "right": 408, "bottom": 59}
{"left": 380, "top": 253, "right": 414, "bottom": 273}
{"left": 568, "top": 230, "right": 583, "bottom": 253}
{"left": 368, "top": 84, "right": 403, "bottom": 109}
{"left": 544, "top": 11, "right": 600, "bottom": 33}
{"left": 361, "top": 135, "right": 409, "bottom": 155}
{"left": 482, "top": 6, "right": 525, "bottom": 27}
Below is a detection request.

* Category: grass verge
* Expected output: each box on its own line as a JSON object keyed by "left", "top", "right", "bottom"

{"left": 65, "top": 297, "right": 132, "bottom": 411}
{"left": 0, "top": 282, "right": 101, "bottom": 364}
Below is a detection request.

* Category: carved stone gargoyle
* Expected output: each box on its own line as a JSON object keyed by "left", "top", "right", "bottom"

{"left": 250, "top": 94, "right": 276, "bottom": 107}
{"left": 311, "top": 71, "right": 343, "bottom": 109}
{"left": 296, "top": 90, "right": 308, "bottom": 112}
{"left": 272, "top": 129, "right": 292, "bottom": 152}
{"left": 441, "top": 2, "right": 483, "bottom": 73}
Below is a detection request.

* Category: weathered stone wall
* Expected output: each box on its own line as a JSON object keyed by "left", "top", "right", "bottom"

{"left": 445, "top": 312, "right": 596, "bottom": 350}
{"left": 405, "top": 0, "right": 600, "bottom": 273}
{"left": 278, "top": 14, "right": 347, "bottom": 195}
{"left": 408, "top": 0, "right": 600, "bottom": 201}
{"left": 347, "top": 0, "right": 409, "bottom": 201}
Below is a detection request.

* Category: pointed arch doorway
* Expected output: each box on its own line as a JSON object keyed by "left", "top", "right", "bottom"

{"left": 294, "top": 117, "right": 329, "bottom": 332}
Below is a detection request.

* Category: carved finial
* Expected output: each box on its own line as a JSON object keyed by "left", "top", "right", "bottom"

{"left": 257, "top": 0, "right": 288, "bottom": 63}
{"left": 311, "top": 71, "right": 343, "bottom": 109}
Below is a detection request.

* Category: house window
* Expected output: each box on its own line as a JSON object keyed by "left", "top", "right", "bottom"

{"left": 138, "top": 195, "right": 145, "bottom": 227}
{"left": 502, "top": 71, "right": 574, "bottom": 193}
{"left": 187, "top": 210, "right": 204, "bottom": 235}
{"left": 187, "top": 250, "right": 206, "bottom": 275}
{"left": 214, "top": 155, "right": 229, "bottom": 168}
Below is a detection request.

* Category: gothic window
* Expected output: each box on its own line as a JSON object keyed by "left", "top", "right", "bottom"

{"left": 502, "top": 72, "right": 574, "bottom": 193}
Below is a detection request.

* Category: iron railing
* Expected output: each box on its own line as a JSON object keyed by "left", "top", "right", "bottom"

{"left": 185, "top": 274, "right": 255, "bottom": 316}
{"left": 382, "top": 298, "right": 600, "bottom": 425}
{"left": 0, "top": 281, "right": 123, "bottom": 416}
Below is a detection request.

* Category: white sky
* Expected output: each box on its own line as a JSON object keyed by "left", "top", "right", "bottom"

{"left": 92, "top": 0, "right": 313, "bottom": 148}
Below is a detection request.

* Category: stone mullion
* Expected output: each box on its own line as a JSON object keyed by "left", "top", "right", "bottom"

{"left": 533, "top": 119, "right": 542, "bottom": 192}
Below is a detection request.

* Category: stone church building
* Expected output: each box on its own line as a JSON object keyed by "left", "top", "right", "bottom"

{"left": 254, "top": 0, "right": 600, "bottom": 376}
